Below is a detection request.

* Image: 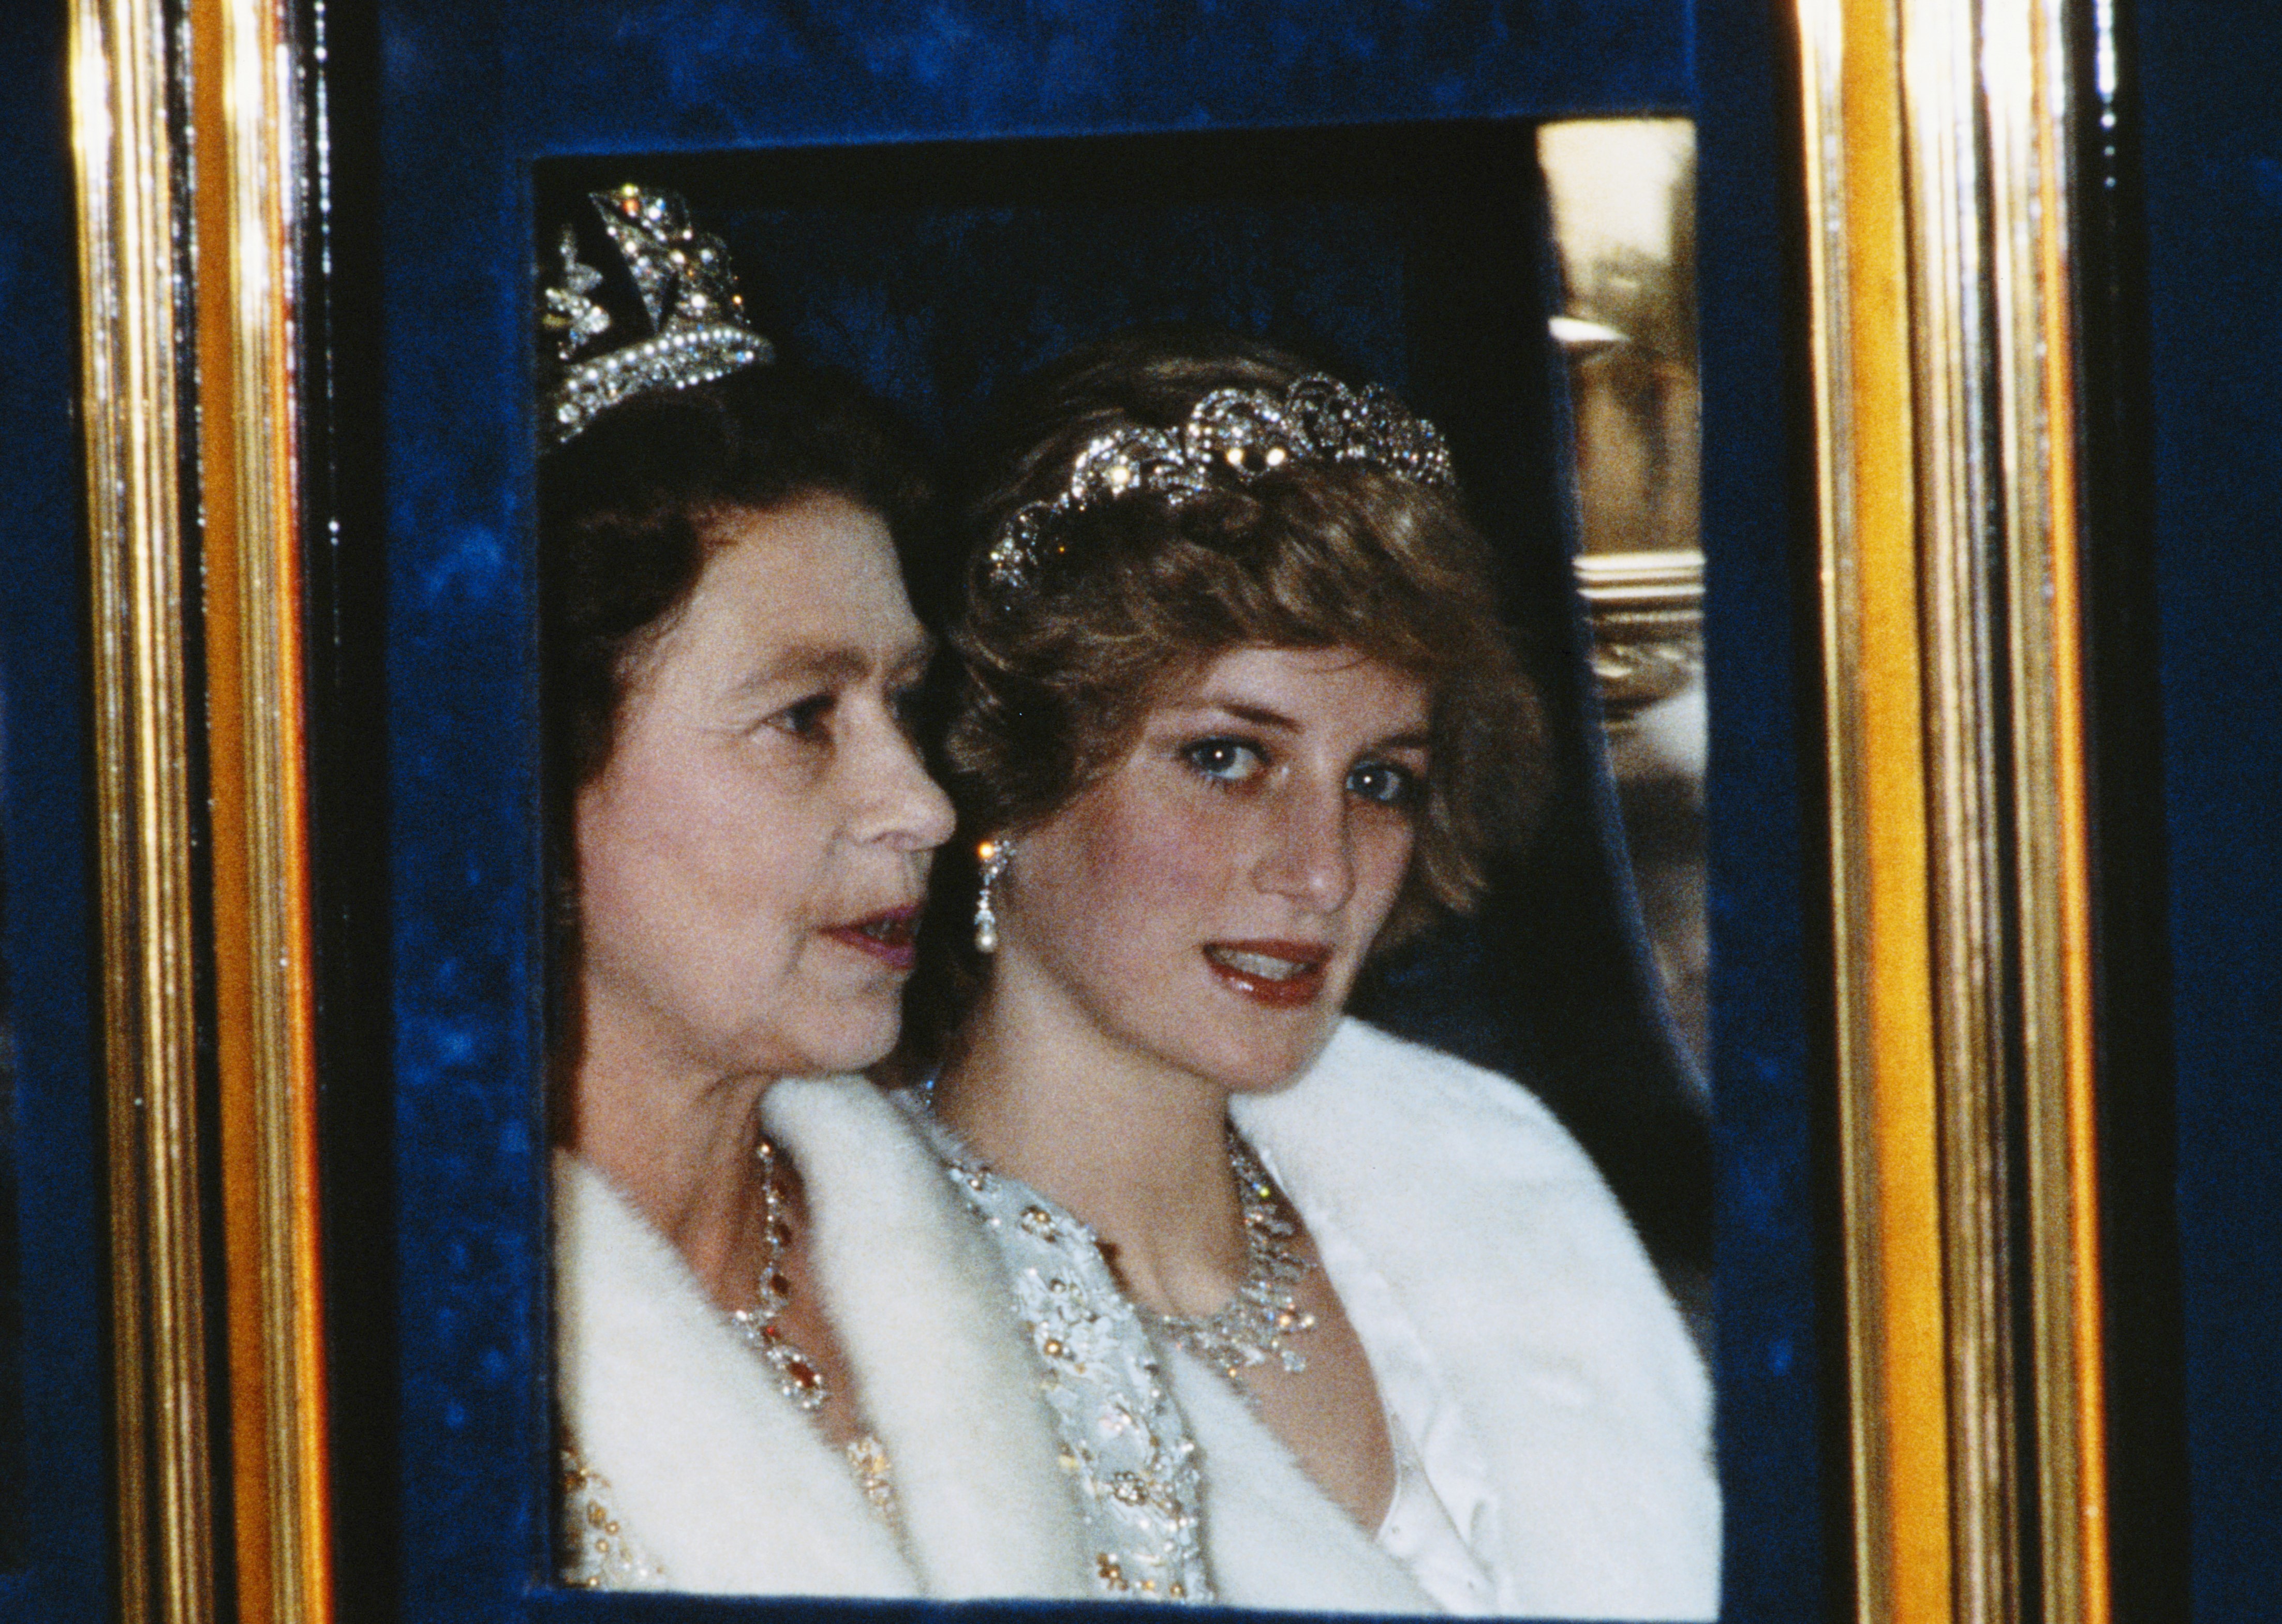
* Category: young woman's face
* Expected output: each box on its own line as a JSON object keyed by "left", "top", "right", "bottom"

{"left": 575, "top": 494, "right": 955, "bottom": 1083}
{"left": 999, "top": 645, "right": 1430, "bottom": 1094}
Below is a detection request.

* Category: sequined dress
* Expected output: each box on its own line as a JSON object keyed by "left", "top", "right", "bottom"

{"left": 899, "top": 1096, "right": 1213, "bottom": 1602}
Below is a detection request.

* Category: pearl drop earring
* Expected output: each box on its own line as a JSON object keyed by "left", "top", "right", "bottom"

{"left": 973, "top": 839, "right": 1012, "bottom": 953}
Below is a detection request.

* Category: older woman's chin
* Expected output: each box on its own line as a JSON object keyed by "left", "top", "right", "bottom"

{"left": 752, "top": 985, "right": 913, "bottom": 1080}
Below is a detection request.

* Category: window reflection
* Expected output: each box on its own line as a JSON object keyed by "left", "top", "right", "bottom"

{"left": 1539, "top": 120, "right": 1708, "bottom": 1071}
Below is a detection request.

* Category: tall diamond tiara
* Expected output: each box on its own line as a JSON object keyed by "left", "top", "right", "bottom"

{"left": 540, "top": 184, "right": 774, "bottom": 445}
{"left": 982, "top": 374, "right": 1458, "bottom": 600}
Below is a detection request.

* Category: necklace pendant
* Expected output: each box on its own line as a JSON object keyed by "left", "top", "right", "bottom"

{"left": 734, "top": 1305, "right": 833, "bottom": 1412}
{"left": 769, "top": 1348, "right": 832, "bottom": 1413}
{"left": 1145, "top": 1133, "right": 1319, "bottom": 1380}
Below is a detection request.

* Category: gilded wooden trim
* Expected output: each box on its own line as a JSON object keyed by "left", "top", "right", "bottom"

{"left": 1898, "top": 0, "right": 2024, "bottom": 1612}
{"left": 1988, "top": 0, "right": 2111, "bottom": 1616}
{"left": 1798, "top": 0, "right": 1953, "bottom": 1614}
{"left": 69, "top": 0, "right": 217, "bottom": 1619}
{"left": 1799, "top": 0, "right": 2109, "bottom": 1617}
{"left": 75, "top": 0, "right": 331, "bottom": 1617}
{"left": 187, "top": 0, "right": 336, "bottom": 1619}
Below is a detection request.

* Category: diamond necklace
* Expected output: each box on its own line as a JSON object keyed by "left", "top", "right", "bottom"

{"left": 728, "top": 1134, "right": 831, "bottom": 1412}
{"left": 912, "top": 1077, "right": 1318, "bottom": 1379}
{"left": 1134, "top": 1133, "right": 1319, "bottom": 1378}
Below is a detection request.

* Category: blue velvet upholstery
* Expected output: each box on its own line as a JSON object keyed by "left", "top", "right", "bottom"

{"left": 0, "top": 1, "right": 112, "bottom": 1616}
{"left": 2, "top": 1, "right": 2262, "bottom": 1619}
{"left": 1692, "top": 0, "right": 1828, "bottom": 1616}
{"left": 2135, "top": 2, "right": 2282, "bottom": 1616}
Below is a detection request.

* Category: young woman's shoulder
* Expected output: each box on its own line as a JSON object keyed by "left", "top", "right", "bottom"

{"left": 1231, "top": 1019, "right": 1720, "bottom": 1621}
{"left": 1231, "top": 1016, "right": 1711, "bottom": 1480}
{"left": 1243, "top": 1016, "right": 1622, "bottom": 1191}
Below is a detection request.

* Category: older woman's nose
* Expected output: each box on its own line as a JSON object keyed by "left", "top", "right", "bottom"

{"left": 852, "top": 721, "right": 957, "bottom": 852}
{"left": 1253, "top": 782, "right": 1356, "bottom": 913}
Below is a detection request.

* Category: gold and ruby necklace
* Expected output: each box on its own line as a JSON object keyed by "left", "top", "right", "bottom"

{"left": 728, "top": 1134, "right": 831, "bottom": 1412}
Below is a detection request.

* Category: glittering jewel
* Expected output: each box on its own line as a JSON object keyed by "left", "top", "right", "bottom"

{"left": 542, "top": 227, "right": 611, "bottom": 363}
{"left": 539, "top": 184, "right": 774, "bottom": 445}
{"left": 1135, "top": 1133, "right": 1319, "bottom": 1378}
{"left": 728, "top": 1135, "right": 832, "bottom": 1413}
{"left": 983, "top": 373, "right": 1458, "bottom": 600}
{"left": 844, "top": 1433, "right": 899, "bottom": 1525}
{"left": 972, "top": 838, "right": 1011, "bottom": 954}
{"left": 899, "top": 1086, "right": 1212, "bottom": 1602}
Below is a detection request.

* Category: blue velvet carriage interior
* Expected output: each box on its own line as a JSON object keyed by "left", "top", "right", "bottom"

{"left": 10, "top": 0, "right": 2274, "bottom": 1617}
{"left": 0, "top": 3, "right": 102, "bottom": 1611}
{"left": 372, "top": 4, "right": 1824, "bottom": 1620}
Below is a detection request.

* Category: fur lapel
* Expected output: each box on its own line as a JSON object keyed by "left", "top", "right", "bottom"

{"left": 556, "top": 1150, "right": 911, "bottom": 1594}
{"left": 1232, "top": 1020, "right": 1720, "bottom": 1621}
{"left": 765, "top": 1075, "right": 1090, "bottom": 1599}
{"left": 1164, "top": 1346, "right": 1440, "bottom": 1615}
{"left": 556, "top": 1076, "right": 1088, "bottom": 1599}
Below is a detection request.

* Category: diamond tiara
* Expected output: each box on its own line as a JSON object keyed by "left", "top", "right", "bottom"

{"left": 540, "top": 184, "right": 775, "bottom": 445}
{"left": 982, "top": 374, "right": 1458, "bottom": 599}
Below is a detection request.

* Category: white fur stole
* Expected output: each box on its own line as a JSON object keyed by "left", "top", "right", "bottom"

{"left": 1223, "top": 1019, "right": 1721, "bottom": 1620}
{"left": 554, "top": 1074, "right": 1089, "bottom": 1598}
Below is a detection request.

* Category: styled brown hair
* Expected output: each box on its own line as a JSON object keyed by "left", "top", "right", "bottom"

{"left": 922, "top": 326, "right": 1546, "bottom": 1026}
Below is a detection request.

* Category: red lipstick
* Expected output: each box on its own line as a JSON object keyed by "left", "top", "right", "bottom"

{"left": 1203, "top": 939, "right": 1331, "bottom": 1008}
{"left": 826, "top": 905, "right": 921, "bottom": 970}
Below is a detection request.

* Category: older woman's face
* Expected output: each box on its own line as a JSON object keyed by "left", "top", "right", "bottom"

{"left": 575, "top": 495, "right": 954, "bottom": 1083}
{"left": 999, "top": 645, "right": 1429, "bottom": 1094}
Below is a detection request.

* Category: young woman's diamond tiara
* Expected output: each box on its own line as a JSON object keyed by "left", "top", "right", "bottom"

{"left": 983, "top": 374, "right": 1457, "bottom": 600}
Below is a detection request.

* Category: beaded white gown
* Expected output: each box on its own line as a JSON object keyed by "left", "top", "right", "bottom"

{"left": 904, "top": 1018, "right": 1720, "bottom": 1620}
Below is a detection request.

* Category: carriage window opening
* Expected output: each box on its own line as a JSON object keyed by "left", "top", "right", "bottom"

{"left": 1540, "top": 119, "right": 1709, "bottom": 1075}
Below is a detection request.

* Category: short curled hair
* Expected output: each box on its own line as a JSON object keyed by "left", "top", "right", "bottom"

{"left": 938, "top": 326, "right": 1547, "bottom": 963}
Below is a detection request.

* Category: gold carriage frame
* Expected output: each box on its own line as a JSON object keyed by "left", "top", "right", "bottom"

{"left": 68, "top": 0, "right": 2112, "bottom": 1620}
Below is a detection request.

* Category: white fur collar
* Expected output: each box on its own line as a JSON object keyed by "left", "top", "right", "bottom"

{"left": 1229, "top": 1019, "right": 1720, "bottom": 1620}
{"left": 1165, "top": 1343, "right": 1443, "bottom": 1615}
{"left": 555, "top": 1074, "right": 1089, "bottom": 1598}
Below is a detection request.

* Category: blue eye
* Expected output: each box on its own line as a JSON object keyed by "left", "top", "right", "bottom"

{"left": 1347, "top": 759, "right": 1419, "bottom": 807}
{"left": 1182, "top": 737, "right": 1266, "bottom": 784}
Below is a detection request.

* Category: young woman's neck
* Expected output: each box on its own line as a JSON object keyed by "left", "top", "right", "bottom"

{"left": 934, "top": 965, "right": 1251, "bottom": 1318}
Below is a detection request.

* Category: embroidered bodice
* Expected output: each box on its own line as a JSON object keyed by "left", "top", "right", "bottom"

{"left": 560, "top": 1446, "right": 668, "bottom": 1588}
{"left": 898, "top": 1094, "right": 1212, "bottom": 1602}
